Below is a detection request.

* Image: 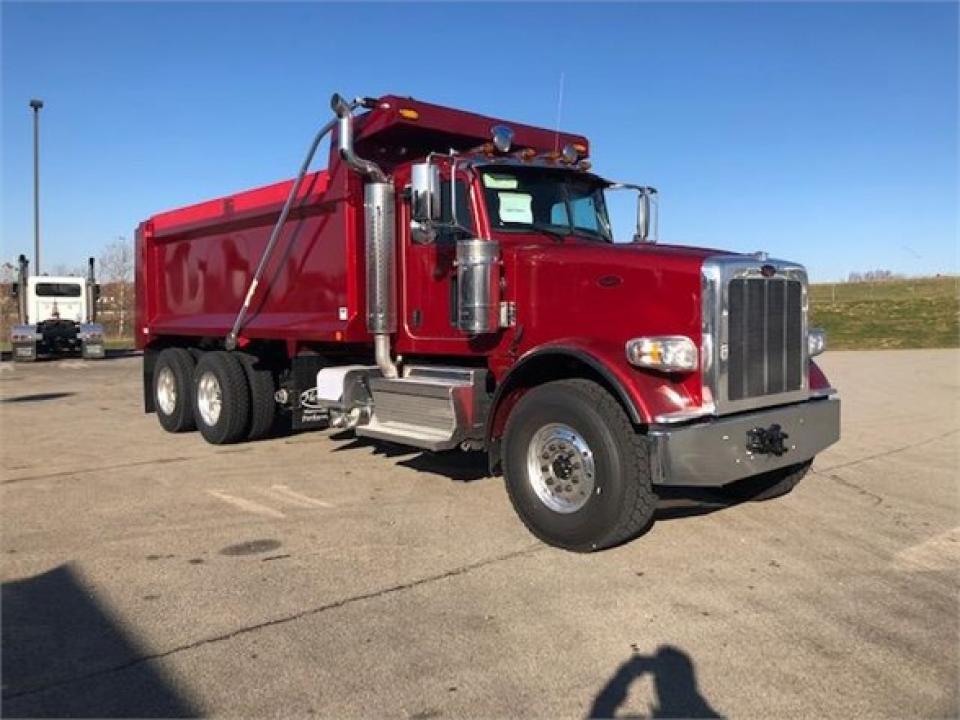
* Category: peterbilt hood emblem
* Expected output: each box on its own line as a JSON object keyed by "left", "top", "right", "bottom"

{"left": 760, "top": 264, "right": 777, "bottom": 278}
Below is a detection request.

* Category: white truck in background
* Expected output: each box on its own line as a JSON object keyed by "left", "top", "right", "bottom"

{"left": 10, "top": 255, "right": 105, "bottom": 361}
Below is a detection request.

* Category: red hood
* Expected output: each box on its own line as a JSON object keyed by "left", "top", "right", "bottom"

{"left": 498, "top": 238, "right": 719, "bottom": 420}
{"left": 496, "top": 235, "right": 736, "bottom": 277}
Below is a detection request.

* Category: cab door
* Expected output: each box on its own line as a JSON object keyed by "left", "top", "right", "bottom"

{"left": 401, "top": 171, "right": 480, "bottom": 349}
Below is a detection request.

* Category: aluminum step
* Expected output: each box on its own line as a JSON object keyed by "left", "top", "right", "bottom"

{"left": 356, "top": 419, "right": 455, "bottom": 451}
{"left": 355, "top": 368, "right": 487, "bottom": 451}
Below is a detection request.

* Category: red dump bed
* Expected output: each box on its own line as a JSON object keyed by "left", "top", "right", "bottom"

{"left": 135, "top": 160, "right": 365, "bottom": 350}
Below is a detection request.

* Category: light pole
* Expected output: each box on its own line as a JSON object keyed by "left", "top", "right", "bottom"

{"left": 29, "top": 98, "right": 43, "bottom": 275}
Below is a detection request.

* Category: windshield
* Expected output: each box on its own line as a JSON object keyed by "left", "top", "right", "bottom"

{"left": 479, "top": 167, "right": 612, "bottom": 242}
{"left": 35, "top": 282, "right": 82, "bottom": 297}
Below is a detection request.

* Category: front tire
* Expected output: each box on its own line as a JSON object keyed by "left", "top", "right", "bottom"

{"left": 502, "top": 379, "right": 656, "bottom": 552}
{"left": 154, "top": 348, "right": 196, "bottom": 433}
{"left": 193, "top": 351, "right": 250, "bottom": 445}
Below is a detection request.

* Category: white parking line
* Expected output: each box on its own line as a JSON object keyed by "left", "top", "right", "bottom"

{"left": 264, "top": 484, "right": 335, "bottom": 508}
{"left": 206, "top": 490, "right": 285, "bottom": 518}
{"left": 892, "top": 527, "right": 959, "bottom": 571}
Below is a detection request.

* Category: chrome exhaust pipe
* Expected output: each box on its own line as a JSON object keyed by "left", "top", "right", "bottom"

{"left": 16, "top": 254, "right": 29, "bottom": 325}
{"left": 87, "top": 257, "right": 97, "bottom": 323}
{"left": 331, "top": 94, "right": 397, "bottom": 378}
{"left": 331, "top": 94, "right": 387, "bottom": 183}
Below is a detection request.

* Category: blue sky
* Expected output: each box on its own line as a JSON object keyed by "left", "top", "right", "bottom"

{"left": 2, "top": 1, "right": 957, "bottom": 280}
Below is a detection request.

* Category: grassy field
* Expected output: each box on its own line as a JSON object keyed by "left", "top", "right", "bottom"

{"left": 810, "top": 276, "right": 958, "bottom": 350}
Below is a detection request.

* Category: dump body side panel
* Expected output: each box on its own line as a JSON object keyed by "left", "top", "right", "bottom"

{"left": 138, "top": 162, "right": 368, "bottom": 349}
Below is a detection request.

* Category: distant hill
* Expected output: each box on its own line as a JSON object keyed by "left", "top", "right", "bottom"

{"left": 810, "top": 276, "right": 959, "bottom": 349}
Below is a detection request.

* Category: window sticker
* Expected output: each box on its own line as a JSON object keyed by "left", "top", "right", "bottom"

{"left": 483, "top": 174, "right": 519, "bottom": 189}
{"left": 497, "top": 192, "right": 533, "bottom": 224}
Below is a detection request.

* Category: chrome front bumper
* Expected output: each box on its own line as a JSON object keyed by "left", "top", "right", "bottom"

{"left": 648, "top": 395, "right": 840, "bottom": 487}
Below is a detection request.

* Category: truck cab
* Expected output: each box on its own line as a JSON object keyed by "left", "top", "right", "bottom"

{"left": 28, "top": 276, "right": 89, "bottom": 326}
{"left": 10, "top": 256, "right": 104, "bottom": 361}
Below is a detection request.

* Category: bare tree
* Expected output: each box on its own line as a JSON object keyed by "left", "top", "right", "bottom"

{"left": 847, "top": 269, "right": 901, "bottom": 283}
{"left": 48, "top": 262, "right": 87, "bottom": 277}
{"left": 0, "top": 261, "right": 18, "bottom": 340}
{"left": 99, "top": 238, "right": 134, "bottom": 338}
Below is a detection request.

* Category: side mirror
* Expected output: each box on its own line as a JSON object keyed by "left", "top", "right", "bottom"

{"left": 633, "top": 187, "right": 657, "bottom": 243}
{"left": 410, "top": 162, "right": 441, "bottom": 243}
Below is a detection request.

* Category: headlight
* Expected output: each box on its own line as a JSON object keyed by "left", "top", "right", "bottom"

{"left": 625, "top": 336, "right": 698, "bottom": 372}
{"left": 808, "top": 328, "right": 826, "bottom": 357}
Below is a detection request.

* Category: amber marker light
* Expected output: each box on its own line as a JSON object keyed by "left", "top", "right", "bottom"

{"left": 398, "top": 108, "right": 419, "bottom": 120}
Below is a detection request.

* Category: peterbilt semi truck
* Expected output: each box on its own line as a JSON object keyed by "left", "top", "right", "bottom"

{"left": 136, "top": 93, "right": 840, "bottom": 551}
{"left": 10, "top": 255, "right": 105, "bottom": 361}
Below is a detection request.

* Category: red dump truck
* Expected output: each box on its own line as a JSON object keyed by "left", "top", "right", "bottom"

{"left": 136, "top": 93, "right": 840, "bottom": 551}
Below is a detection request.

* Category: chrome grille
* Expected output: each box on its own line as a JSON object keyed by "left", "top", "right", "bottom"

{"left": 700, "top": 256, "right": 809, "bottom": 416}
{"left": 727, "top": 278, "right": 803, "bottom": 401}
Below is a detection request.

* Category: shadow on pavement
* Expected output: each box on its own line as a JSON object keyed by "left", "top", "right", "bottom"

{"left": 1, "top": 392, "right": 75, "bottom": 404}
{"left": 328, "top": 432, "right": 491, "bottom": 482}
{"left": 588, "top": 645, "right": 722, "bottom": 719}
{"left": 653, "top": 486, "right": 739, "bottom": 522}
{"left": 397, "top": 450, "right": 489, "bottom": 482}
{"left": 2, "top": 564, "right": 197, "bottom": 718}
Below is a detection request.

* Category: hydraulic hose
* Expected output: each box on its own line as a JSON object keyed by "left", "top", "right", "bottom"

{"left": 225, "top": 112, "right": 345, "bottom": 350}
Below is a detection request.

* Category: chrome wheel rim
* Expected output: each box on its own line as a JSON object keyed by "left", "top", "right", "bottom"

{"left": 156, "top": 367, "right": 177, "bottom": 416}
{"left": 197, "top": 371, "right": 222, "bottom": 427}
{"left": 526, "top": 423, "right": 596, "bottom": 513}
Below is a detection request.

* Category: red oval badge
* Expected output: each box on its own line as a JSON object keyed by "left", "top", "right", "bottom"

{"left": 598, "top": 275, "right": 622, "bottom": 288}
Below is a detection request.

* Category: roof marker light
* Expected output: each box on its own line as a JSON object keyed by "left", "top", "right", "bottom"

{"left": 399, "top": 108, "right": 419, "bottom": 120}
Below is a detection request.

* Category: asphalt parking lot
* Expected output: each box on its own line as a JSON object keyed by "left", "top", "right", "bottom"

{"left": 1, "top": 350, "right": 957, "bottom": 718}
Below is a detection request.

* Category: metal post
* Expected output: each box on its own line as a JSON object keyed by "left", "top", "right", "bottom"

{"left": 29, "top": 99, "right": 43, "bottom": 275}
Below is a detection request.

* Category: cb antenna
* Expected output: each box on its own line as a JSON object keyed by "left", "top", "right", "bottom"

{"left": 553, "top": 71, "right": 565, "bottom": 152}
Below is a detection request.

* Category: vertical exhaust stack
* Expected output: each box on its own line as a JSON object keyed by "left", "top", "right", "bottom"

{"left": 86, "top": 257, "right": 97, "bottom": 323}
{"left": 331, "top": 94, "right": 398, "bottom": 379}
{"left": 16, "top": 254, "right": 29, "bottom": 325}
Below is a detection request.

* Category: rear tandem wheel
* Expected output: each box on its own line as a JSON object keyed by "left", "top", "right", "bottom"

{"left": 192, "top": 351, "right": 251, "bottom": 445}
